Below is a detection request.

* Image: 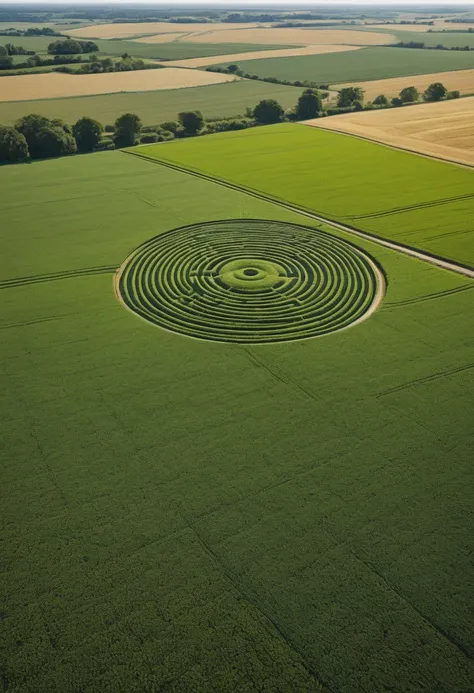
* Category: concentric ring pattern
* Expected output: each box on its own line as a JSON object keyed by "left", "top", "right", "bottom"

{"left": 116, "top": 219, "right": 384, "bottom": 343}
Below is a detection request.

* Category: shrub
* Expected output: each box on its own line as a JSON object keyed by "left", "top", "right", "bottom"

{"left": 391, "top": 97, "right": 403, "bottom": 107}
{"left": 104, "top": 124, "right": 114, "bottom": 133}
{"left": 114, "top": 112, "right": 141, "bottom": 148}
{"left": 447, "top": 90, "right": 461, "bottom": 99}
{"left": 295, "top": 89, "right": 323, "bottom": 120}
{"left": 399, "top": 86, "right": 419, "bottom": 103}
{"left": 423, "top": 82, "right": 447, "bottom": 102}
{"left": 95, "top": 136, "right": 115, "bottom": 151}
{"left": 253, "top": 99, "right": 284, "bottom": 124}
{"left": 178, "top": 111, "right": 204, "bottom": 135}
{"left": 72, "top": 116, "right": 103, "bottom": 152}
{"left": 140, "top": 133, "right": 158, "bottom": 143}
{"left": 337, "top": 87, "right": 364, "bottom": 107}
{"left": 0, "top": 125, "right": 28, "bottom": 163}
{"left": 372, "top": 94, "right": 389, "bottom": 106}
{"left": 35, "top": 126, "right": 77, "bottom": 158}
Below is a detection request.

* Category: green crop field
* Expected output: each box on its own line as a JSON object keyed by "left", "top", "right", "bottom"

{"left": 212, "top": 46, "right": 474, "bottom": 84}
{"left": 0, "top": 34, "right": 287, "bottom": 60}
{"left": 135, "top": 123, "right": 474, "bottom": 266}
{"left": 346, "top": 25, "right": 474, "bottom": 49}
{"left": 1, "top": 128, "right": 473, "bottom": 693}
{"left": 0, "top": 80, "right": 305, "bottom": 127}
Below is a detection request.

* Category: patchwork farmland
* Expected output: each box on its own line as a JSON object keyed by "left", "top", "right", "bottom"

{"left": 2, "top": 5, "right": 474, "bottom": 693}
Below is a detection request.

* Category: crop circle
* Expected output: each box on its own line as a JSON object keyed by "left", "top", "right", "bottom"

{"left": 115, "top": 219, "right": 384, "bottom": 343}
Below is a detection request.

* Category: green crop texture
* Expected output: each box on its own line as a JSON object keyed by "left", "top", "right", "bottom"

{"left": 135, "top": 123, "right": 474, "bottom": 266}
{"left": 117, "top": 219, "right": 383, "bottom": 343}
{"left": 0, "top": 81, "right": 305, "bottom": 126}
{"left": 1, "top": 145, "right": 473, "bottom": 693}
{"left": 212, "top": 46, "right": 474, "bottom": 84}
{"left": 0, "top": 35, "right": 287, "bottom": 60}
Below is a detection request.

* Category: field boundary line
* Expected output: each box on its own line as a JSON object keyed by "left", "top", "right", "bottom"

{"left": 0, "top": 265, "right": 116, "bottom": 290}
{"left": 300, "top": 121, "right": 474, "bottom": 171}
{"left": 123, "top": 149, "right": 474, "bottom": 279}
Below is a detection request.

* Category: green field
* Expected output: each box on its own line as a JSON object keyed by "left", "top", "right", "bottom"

{"left": 346, "top": 25, "right": 474, "bottom": 49}
{"left": 135, "top": 123, "right": 474, "bottom": 265}
{"left": 212, "top": 46, "right": 474, "bottom": 84}
{"left": 1, "top": 34, "right": 287, "bottom": 60}
{"left": 0, "top": 80, "right": 305, "bottom": 127}
{"left": 2, "top": 130, "right": 473, "bottom": 692}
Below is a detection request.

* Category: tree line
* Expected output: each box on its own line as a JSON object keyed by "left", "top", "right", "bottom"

{"left": 0, "top": 81, "right": 455, "bottom": 166}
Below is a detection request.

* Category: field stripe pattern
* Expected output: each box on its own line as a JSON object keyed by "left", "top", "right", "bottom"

{"left": 116, "top": 219, "right": 384, "bottom": 343}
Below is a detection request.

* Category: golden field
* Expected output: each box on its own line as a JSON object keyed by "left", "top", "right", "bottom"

{"left": 304, "top": 96, "right": 474, "bottom": 166}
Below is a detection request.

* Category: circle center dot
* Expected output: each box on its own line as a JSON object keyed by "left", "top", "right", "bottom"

{"left": 243, "top": 268, "right": 259, "bottom": 277}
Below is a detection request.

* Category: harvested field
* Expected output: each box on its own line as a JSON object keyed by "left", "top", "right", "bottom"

{"left": 304, "top": 96, "right": 474, "bottom": 167}
{"left": 136, "top": 28, "right": 395, "bottom": 46}
{"left": 165, "top": 44, "right": 362, "bottom": 68}
{"left": 0, "top": 68, "right": 238, "bottom": 102}
{"left": 336, "top": 68, "right": 474, "bottom": 101}
{"left": 68, "top": 21, "right": 262, "bottom": 39}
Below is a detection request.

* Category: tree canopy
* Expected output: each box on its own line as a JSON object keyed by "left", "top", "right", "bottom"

{"left": 423, "top": 82, "right": 448, "bottom": 102}
{"left": 178, "top": 111, "right": 204, "bottom": 135}
{"left": 114, "top": 113, "right": 142, "bottom": 148}
{"left": 399, "top": 86, "right": 419, "bottom": 103}
{"left": 295, "top": 89, "right": 322, "bottom": 120}
{"left": 253, "top": 99, "right": 284, "bottom": 124}
{"left": 337, "top": 87, "right": 364, "bottom": 108}
{"left": 0, "top": 126, "right": 28, "bottom": 163}
{"left": 72, "top": 117, "right": 103, "bottom": 153}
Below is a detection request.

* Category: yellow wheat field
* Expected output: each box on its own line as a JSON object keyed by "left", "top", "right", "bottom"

{"left": 164, "top": 44, "right": 362, "bottom": 68}
{"left": 335, "top": 69, "right": 474, "bottom": 101}
{"left": 304, "top": 96, "right": 474, "bottom": 166}
{"left": 134, "top": 28, "right": 395, "bottom": 46}
{"left": 0, "top": 68, "right": 239, "bottom": 102}
{"left": 68, "top": 21, "right": 264, "bottom": 39}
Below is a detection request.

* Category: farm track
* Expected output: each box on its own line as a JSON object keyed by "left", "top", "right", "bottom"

{"left": 0, "top": 265, "right": 116, "bottom": 290}
{"left": 124, "top": 149, "right": 474, "bottom": 280}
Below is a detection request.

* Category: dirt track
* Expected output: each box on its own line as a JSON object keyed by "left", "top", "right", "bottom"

{"left": 335, "top": 68, "right": 474, "bottom": 101}
{"left": 164, "top": 44, "right": 362, "bottom": 68}
{"left": 0, "top": 68, "right": 239, "bottom": 102}
{"left": 304, "top": 96, "right": 474, "bottom": 167}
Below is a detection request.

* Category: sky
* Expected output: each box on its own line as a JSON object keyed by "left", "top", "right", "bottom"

{"left": 4, "top": 0, "right": 474, "bottom": 5}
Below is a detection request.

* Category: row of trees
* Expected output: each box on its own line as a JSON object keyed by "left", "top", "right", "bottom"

{"left": 47, "top": 39, "right": 98, "bottom": 55}
{"left": 0, "top": 81, "right": 459, "bottom": 165}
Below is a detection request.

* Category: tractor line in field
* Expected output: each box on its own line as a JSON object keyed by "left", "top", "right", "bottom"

{"left": 124, "top": 149, "right": 474, "bottom": 280}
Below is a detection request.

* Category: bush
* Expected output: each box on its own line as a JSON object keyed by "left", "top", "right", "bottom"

{"left": 140, "top": 133, "right": 158, "bottom": 143}
{"left": 391, "top": 97, "right": 403, "bottom": 107}
{"left": 423, "top": 82, "right": 447, "bottom": 102}
{"left": 399, "top": 86, "right": 419, "bottom": 103}
{"left": 72, "top": 116, "right": 103, "bottom": 152}
{"left": 35, "top": 126, "right": 77, "bottom": 158}
{"left": 0, "top": 125, "right": 28, "bottom": 163}
{"left": 337, "top": 86, "right": 364, "bottom": 107}
{"left": 253, "top": 99, "right": 284, "bottom": 124}
{"left": 447, "top": 90, "right": 461, "bottom": 99}
{"left": 48, "top": 39, "right": 98, "bottom": 54}
{"left": 372, "top": 94, "right": 389, "bottom": 106}
{"left": 178, "top": 111, "right": 204, "bottom": 135}
{"left": 295, "top": 89, "right": 323, "bottom": 120}
{"left": 114, "top": 112, "right": 141, "bottom": 148}
{"left": 104, "top": 124, "right": 114, "bottom": 133}
{"left": 95, "top": 136, "right": 115, "bottom": 151}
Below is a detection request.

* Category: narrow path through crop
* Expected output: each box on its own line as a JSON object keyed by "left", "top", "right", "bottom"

{"left": 124, "top": 149, "right": 474, "bottom": 280}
